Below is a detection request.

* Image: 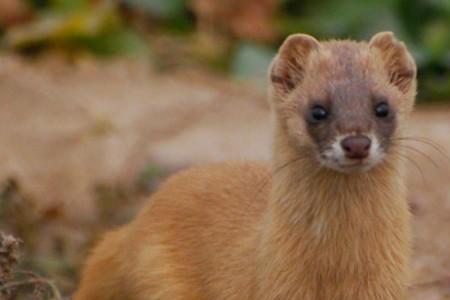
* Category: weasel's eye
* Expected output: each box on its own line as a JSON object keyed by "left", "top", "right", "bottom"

{"left": 375, "top": 102, "right": 390, "bottom": 118}
{"left": 311, "top": 106, "right": 328, "bottom": 121}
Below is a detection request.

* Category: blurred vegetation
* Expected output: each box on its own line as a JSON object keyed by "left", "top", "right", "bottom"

{"left": 0, "top": 0, "right": 449, "bottom": 100}
{"left": 0, "top": 161, "right": 170, "bottom": 299}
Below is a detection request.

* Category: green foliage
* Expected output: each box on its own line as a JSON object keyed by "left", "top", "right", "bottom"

{"left": 48, "top": 0, "right": 88, "bottom": 12}
{"left": 66, "top": 28, "right": 147, "bottom": 56}
{"left": 124, "top": 0, "right": 185, "bottom": 19}
{"left": 3, "top": 0, "right": 450, "bottom": 100}
{"left": 122, "top": 0, "right": 194, "bottom": 33}
{"left": 279, "top": 0, "right": 450, "bottom": 100}
{"left": 231, "top": 42, "right": 276, "bottom": 86}
{"left": 5, "top": 0, "right": 148, "bottom": 57}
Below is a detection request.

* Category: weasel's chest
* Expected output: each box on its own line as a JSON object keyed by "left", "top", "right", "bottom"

{"left": 255, "top": 246, "right": 405, "bottom": 300}
{"left": 257, "top": 273, "right": 403, "bottom": 300}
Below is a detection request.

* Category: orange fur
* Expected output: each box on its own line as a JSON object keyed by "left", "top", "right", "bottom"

{"left": 74, "top": 33, "right": 415, "bottom": 300}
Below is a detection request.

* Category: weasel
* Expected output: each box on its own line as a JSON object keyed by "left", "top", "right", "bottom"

{"left": 74, "top": 32, "right": 417, "bottom": 300}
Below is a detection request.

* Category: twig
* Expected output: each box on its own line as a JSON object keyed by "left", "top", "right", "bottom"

{"left": 0, "top": 277, "right": 63, "bottom": 300}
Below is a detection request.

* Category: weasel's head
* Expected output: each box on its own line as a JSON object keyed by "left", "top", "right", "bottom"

{"left": 269, "top": 32, "right": 417, "bottom": 174}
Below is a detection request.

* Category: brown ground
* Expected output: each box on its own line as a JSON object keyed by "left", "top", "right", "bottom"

{"left": 0, "top": 55, "right": 449, "bottom": 299}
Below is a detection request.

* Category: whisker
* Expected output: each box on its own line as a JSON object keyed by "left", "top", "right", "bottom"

{"left": 388, "top": 149, "right": 428, "bottom": 188}
{"left": 393, "top": 143, "right": 441, "bottom": 171}
{"left": 393, "top": 136, "right": 450, "bottom": 163}
{"left": 397, "top": 136, "right": 448, "bottom": 154}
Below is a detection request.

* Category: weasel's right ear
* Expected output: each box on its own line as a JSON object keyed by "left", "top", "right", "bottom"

{"left": 270, "top": 34, "right": 320, "bottom": 96}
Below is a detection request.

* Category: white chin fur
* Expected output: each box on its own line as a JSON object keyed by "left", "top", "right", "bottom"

{"left": 319, "top": 133, "right": 385, "bottom": 173}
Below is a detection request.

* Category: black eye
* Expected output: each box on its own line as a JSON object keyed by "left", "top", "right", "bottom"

{"left": 374, "top": 102, "right": 390, "bottom": 118}
{"left": 311, "top": 105, "right": 328, "bottom": 121}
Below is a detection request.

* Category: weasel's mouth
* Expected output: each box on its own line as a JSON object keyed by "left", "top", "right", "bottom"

{"left": 319, "top": 152, "right": 384, "bottom": 173}
{"left": 318, "top": 156, "right": 371, "bottom": 173}
{"left": 338, "top": 160, "right": 366, "bottom": 168}
{"left": 336, "top": 161, "right": 372, "bottom": 173}
{"left": 322, "top": 154, "right": 385, "bottom": 173}
{"left": 318, "top": 134, "right": 385, "bottom": 174}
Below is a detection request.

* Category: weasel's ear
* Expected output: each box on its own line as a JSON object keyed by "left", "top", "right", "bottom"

{"left": 369, "top": 32, "right": 416, "bottom": 94}
{"left": 270, "top": 34, "right": 320, "bottom": 95}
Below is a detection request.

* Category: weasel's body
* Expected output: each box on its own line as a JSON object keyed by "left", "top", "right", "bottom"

{"left": 75, "top": 32, "right": 416, "bottom": 300}
{"left": 75, "top": 162, "right": 267, "bottom": 300}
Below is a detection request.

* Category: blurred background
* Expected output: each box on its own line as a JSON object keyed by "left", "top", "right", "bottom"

{"left": 0, "top": 0, "right": 449, "bottom": 299}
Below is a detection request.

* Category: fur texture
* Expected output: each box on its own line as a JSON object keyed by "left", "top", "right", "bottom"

{"left": 74, "top": 32, "right": 416, "bottom": 300}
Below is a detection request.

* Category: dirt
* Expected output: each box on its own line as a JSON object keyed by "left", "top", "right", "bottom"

{"left": 0, "top": 55, "right": 449, "bottom": 299}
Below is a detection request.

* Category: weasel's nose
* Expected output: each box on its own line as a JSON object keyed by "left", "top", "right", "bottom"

{"left": 341, "top": 135, "right": 371, "bottom": 159}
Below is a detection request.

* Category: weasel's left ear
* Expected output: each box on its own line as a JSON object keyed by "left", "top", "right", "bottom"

{"left": 369, "top": 32, "right": 416, "bottom": 94}
{"left": 270, "top": 34, "right": 320, "bottom": 97}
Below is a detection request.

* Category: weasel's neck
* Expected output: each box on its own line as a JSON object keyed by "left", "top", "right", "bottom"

{"left": 256, "top": 127, "right": 411, "bottom": 300}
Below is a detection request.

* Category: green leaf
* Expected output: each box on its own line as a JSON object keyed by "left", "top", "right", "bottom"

{"left": 231, "top": 42, "right": 276, "bottom": 83}
{"left": 67, "top": 28, "right": 148, "bottom": 56}
{"left": 422, "top": 20, "right": 450, "bottom": 60}
{"left": 49, "top": 0, "right": 88, "bottom": 12}
{"left": 123, "top": 0, "right": 185, "bottom": 19}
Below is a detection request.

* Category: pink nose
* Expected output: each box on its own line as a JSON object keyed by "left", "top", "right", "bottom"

{"left": 341, "top": 136, "right": 371, "bottom": 159}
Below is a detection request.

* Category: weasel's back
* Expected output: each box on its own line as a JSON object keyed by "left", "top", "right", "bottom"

{"left": 74, "top": 161, "right": 270, "bottom": 300}
{"left": 138, "top": 161, "right": 270, "bottom": 231}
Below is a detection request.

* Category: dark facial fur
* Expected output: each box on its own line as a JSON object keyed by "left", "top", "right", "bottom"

{"left": 270, "top": 33, "right": 416, "bottom": 173}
